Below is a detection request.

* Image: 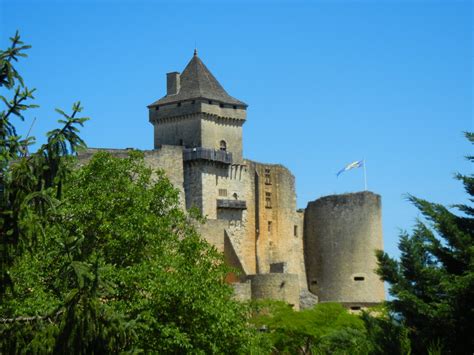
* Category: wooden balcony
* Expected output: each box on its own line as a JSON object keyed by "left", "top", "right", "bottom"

{"left": 217, "top": 199, "right": 247, "bottom": 209}
{"left": 183, "top": 147, "right": 233, "bottom": 164}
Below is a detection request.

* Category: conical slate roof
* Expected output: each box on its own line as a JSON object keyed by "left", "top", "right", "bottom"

{"left": 149, "top": 52, "right": 247, "bottom": 107}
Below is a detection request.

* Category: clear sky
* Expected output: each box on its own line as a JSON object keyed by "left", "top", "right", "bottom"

{"left": 1, "top": 0, "right": 472, "bottom": 259}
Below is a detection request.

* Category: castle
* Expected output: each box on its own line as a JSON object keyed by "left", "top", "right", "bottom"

{"left": 81, "top": 51, "right": 385, "bottom": 310}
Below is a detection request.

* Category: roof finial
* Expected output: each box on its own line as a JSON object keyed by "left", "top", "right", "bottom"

{"left": 194, "top": 48, "right": 198, "bottom": 57}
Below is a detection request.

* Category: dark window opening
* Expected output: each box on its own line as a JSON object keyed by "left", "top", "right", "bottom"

{"left": 354, "top": 276, "right": 365, "bottom": 281}
{"left": 219, "top": 103, "right": 224, "bottom": 108}
{"left": 155, "top": 106, "right": 159, "bottom": 111}
{"left": 311, "top": 279, "right": 317, "bottom": 285}
{"left": 264, "top": 168, "right": 271, "bottom": 185}
{"left": 208, "top": 100, "right": 213, "bottom": 104}
{"left": 177, "top": 102, "right": 181, "bottom": 107}
{"left": 268, "top": 221, "right": 272, "bottom": 233}
{"left": 233, "top": 105, "right": 237, "bottom": 109}
{"left": 294, "top": 225, "right": 298, "bottom": 237}
{"left": 220, "top": 140, "right": 227, "bottom": 151}
{"left": 265, "top": 192, "right": 272, "bottom": 208}
{"left": 179, "top": 139, "right": 183, "bottom": 146}
{"left": 191, "top": 100, "right": 196, "bottom": 104}
{"left": 350, "top": 306, "right": 361, "bottom": 311}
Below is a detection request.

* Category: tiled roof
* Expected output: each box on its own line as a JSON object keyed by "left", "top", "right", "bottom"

{"left": 149, "top": 52, "right": 247, "bottom": 107}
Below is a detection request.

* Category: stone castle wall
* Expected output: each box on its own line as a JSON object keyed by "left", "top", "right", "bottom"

{"left": 304, "top": 191, "right": 385, "bottom": 306}
{"left": 79, "top": 147, "right": 385, "bottom": 309}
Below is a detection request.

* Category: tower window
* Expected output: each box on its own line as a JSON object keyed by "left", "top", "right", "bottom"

{"left": 155, "top": 106, "right": 160, "bottom": 111}
{"left": 208, "top": 100, "right": 213, "bottom": 104}
{"left": 268, "top": 221, "right": 272, "bottom": 233}
{"left": 265, "top": 192, "right": 272, "bottom": 208}
{"left": 218, "top": 188, "right": 227, "bottom": 197}
{"left": 264, "top": 168, "right": 271, "bottom": 185}
{"left": 220, "top": 140, "right": 227, "bottom": 151}
{"left": 354, "top": 276, "right": 365, "bottom": 281}
{"left": 294, "top": 225, "right": 298, "bottom": 237}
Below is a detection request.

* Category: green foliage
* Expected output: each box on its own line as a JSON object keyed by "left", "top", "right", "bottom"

{"left": 376, "top": 132, "right": 474, "bottom": 354}
{"left": 1, "top": 33, "right": 261, "bottom": 353}
{"left": 1, "top": 32, "right": 89, "bottom": 300}
{"left": 250, "top": 301, "right": 371, "bottom": 354}
{"left": 2, "top": 150, "right": 260, "bottom": 353}
{"left": 360, "top": 306, "right": 411, "bottom": 355}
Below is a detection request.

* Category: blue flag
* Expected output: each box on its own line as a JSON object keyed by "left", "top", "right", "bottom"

{"left": 337, "top": 160, "right": 364, "bottom": 177}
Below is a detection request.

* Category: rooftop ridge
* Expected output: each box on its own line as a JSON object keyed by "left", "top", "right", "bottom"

{"left": 149, "top": 54, "right": 247, "bottom": 107}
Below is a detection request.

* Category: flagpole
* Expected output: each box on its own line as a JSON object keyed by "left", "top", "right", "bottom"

{"left": 363, "top": 158, "right": 367, "bottom": 191}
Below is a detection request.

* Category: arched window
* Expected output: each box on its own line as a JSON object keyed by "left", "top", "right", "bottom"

{"left": 220, "top": 140, "right": 227, "bottom": 151}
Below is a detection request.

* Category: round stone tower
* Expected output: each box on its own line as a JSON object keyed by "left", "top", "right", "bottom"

{"left": 303, "top": 191, "right": 385, "bottom": 309}
{"left": 248, "top": 273, "right": 300, "bottom": 310}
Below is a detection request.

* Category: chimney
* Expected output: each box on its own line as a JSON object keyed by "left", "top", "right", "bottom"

{"left": 166, "top": 72, "right": 180, "bottom": 96}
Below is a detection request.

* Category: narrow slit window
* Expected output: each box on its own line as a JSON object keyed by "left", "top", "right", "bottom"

{"left": 294, "top": 225, "right": 298, "bottom": 237}
{"left": 265, "top": 192, "right": 272, "bottom": 208}
{"left": 350, "top": 306, "right": 361, "bottom": 311}
{"left": 220, "top": 140, "right": 227, "bottom": 151}
{"left": 354, "top": 276, "right": 365, "bottom": 281}
{"left": 268, "top": 221, "right": 272, "bottom": 233}
{"left": 264, "top": 168, "right": 271, "bottom": 185}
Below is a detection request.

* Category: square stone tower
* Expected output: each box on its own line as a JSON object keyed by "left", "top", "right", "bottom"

{"left": 148, "top": 50, "right": 247, "bottom": 162}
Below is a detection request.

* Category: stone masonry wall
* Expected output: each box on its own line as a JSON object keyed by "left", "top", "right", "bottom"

{"left": 200, "top": 116, "right": 244, "bottom": 162}
{"left": 247, "top": 161, "right": 307, "bottom": 291}
{"left": 304, "top": 191, "right": 385, "bottom": 305}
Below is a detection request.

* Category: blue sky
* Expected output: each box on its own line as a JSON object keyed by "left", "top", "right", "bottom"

{"left": 1, "top": 0, "right": 472, "bottom": 259}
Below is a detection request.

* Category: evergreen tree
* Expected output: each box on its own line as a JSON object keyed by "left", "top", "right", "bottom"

{"left": 376, "top": 133, "right": 474, "bottom": 354}
{"left": 0, "top": 33, "right": 262, "bottom": 353}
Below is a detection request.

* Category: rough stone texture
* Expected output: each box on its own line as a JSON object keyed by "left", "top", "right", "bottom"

{"left": 248, "top": 161, "right": 307, "bottom": 290}
{"left": 299, "top": 289, "right": 319, "bottom": 310}
{"left": 304, "top": 191, "right": 385, "bottom": 306}
{"left": 231, "top": 282, "right": 252, "bottom": 302}
{"left": 248, "top": 273, "right": 300, "bottom": 310}
{"left": 150, "top": 109, "right": 245, "bottom": 162}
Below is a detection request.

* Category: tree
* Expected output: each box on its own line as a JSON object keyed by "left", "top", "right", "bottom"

{"left": 2, "top": 151, "right": 258, "bottom": 352}
{"left": 376, "top": 133, "right": 474, "bottom": 354}
{"left": 1, "top": 31, "right": 87, "bottom": 299}
{"left": 250, "top": 301, "right": 371, "bottom": 354}
{"left": 1, "top": 33, "right": 261, "bottom": 353}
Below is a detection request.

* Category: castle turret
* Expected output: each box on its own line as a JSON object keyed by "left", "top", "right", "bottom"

{"left": 148, "top": 50, "right": 247, "bottom": 162}
{"left": 303, "top": 191, "right": 385, "bottom": 310}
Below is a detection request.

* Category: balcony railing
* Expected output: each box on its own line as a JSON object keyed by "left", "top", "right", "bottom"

{"left": 217, "top": 199, "right": 247, "bottom": 209}
{"left": 183, "top": 147, "right": 233, "bottom": 164}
